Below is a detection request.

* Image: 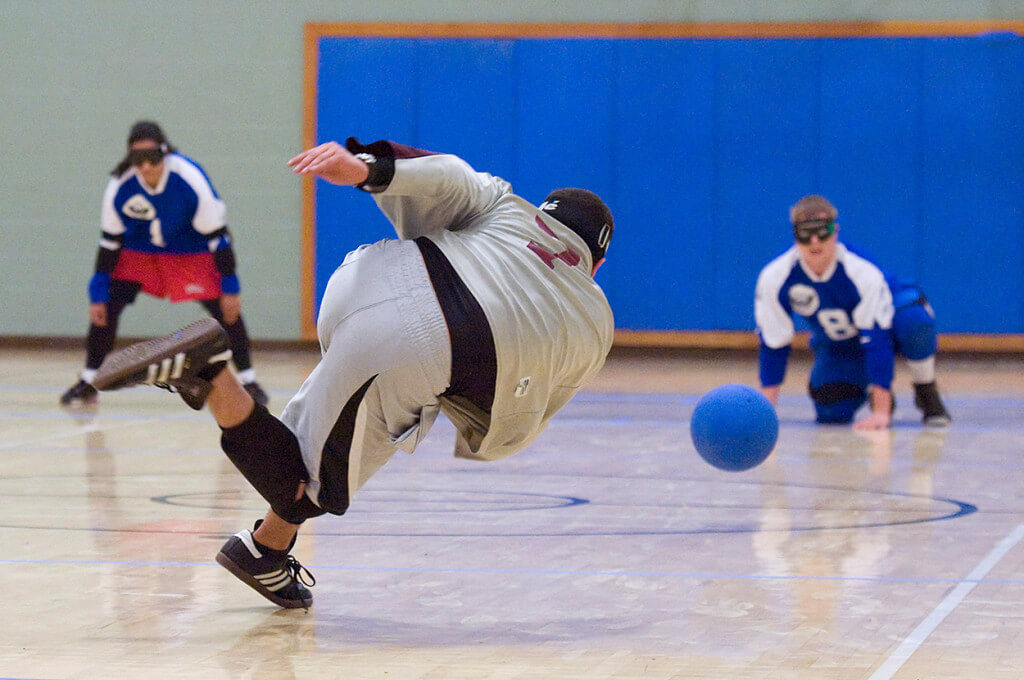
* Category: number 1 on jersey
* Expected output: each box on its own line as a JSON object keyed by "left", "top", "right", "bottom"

{"left": 149, "top": 218, "right": 166, "bottom": 248}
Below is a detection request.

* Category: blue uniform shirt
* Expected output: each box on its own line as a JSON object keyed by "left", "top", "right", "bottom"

{"left": 100, "top": 153, "right": 226, "bottom": 254}
{"left": 755, "top": 243, "right": 895, "bottom": 389}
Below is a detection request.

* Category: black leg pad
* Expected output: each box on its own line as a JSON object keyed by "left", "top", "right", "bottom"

{"left": 809, "top": 381, "right": 866, "bottom": 406}
{"left": 220, "top": 403, "right": 325, "bottom": 524}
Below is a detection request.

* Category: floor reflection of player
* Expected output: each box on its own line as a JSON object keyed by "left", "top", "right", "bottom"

{"left": 77, "top": 415, "right": 257, "bottom": 634}
{"left": 751, "top": 426, "right": 951, "bottom": 647}
{"left": 217, "top": 611, "right": 316, "bottom": 680}
{"left": 752, "top": 429, "right": 894, "bottom": 636}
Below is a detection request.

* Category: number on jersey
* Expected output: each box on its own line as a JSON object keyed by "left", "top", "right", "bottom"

{"left": 817, "top": 308, "right": 858, "bottom": 341}
{"left": 527, "top": 216, "right": 580, "bottom": 270}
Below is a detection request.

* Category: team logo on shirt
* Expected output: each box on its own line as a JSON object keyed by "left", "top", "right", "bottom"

{"left": 788, "top": 284, "right": 820, "bottom": 316}
{"left": 123, "top": 194, "right": 157, "bottom": 221}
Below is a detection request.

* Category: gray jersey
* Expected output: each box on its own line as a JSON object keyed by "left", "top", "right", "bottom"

{"left": 374, "top": 153, "right": 614, "bottom": 462}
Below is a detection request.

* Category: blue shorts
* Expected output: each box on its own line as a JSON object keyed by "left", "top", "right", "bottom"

{"left": 809, "top": 289, "right": 937, "bottom": 423}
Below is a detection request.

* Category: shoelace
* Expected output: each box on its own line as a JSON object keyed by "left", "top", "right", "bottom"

{"left": 283, "top": 555, "right": 316, "bottom": 610}
{"left": 284, "top": 555, "right": 317, "bottom": 587}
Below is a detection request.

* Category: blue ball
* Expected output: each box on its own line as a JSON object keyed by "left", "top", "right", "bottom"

{"left": 690, "top": 384, "right": 778, "bottom": 472}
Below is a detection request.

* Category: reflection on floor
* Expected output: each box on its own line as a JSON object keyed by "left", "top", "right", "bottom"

{"left": 1, "top": 348, "right": 1022, "bottom": 679}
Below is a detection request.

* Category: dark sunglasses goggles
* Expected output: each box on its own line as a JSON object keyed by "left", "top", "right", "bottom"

{"left": 129, "top": 147, "right": 166, "bottom": 166}
{"left": 793, "top": 218, "right": 836, "bottom": 244}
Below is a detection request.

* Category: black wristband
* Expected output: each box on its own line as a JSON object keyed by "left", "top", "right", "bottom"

{"left": 345, "top": 137, "right": 396, "bottom": 193}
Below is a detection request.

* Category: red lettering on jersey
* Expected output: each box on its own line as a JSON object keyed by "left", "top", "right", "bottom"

{"left": 528, "top": 241, "right": 581, "bottom": 269}
{"left": 535, "top": 215, "right": 556, "bottom": 237}
{"left": 529, "top": 216, "right": 581, "bottom": 269}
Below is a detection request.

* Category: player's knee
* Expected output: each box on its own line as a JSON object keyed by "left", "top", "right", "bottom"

{"left": 220, "top": 402, "right": 324, "bottom": 524}
{"left": 809, "top": 382, "right": 865, "bottom": 423}
{"left": 814, "top": 401, "right": 859, "bottom": 424}
{"left": 893, "top": 306, "right": 937, "bottom": 360}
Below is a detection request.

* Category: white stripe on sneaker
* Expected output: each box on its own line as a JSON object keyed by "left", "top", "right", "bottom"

{"left": 171, "top": 352, "right": 186, "bottom": 379}
{"left": 157, "top": 357, "right": 172, "bottom": 383}
{"left": 257, "top": 571, "right": 292, "bottom": 591}
{"left": 209, "top": 349, "right": 233, "bottom": 364}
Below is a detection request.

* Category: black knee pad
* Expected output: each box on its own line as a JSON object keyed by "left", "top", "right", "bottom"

{"left": 220, "top": 403, "right": 325, "bottom": 524}
{"left": 809, "top": 381, "right": 865, "bottom": 406}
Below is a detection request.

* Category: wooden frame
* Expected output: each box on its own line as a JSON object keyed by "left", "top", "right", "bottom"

{"left": 302, "top": 21, "right": 1024, "bottom": 350}
{"left": 613, "top": 330, "right": 1024, "bottom": 353}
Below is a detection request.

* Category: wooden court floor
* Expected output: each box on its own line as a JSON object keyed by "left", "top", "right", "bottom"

{"left": 1, "top": 346, "right": 1023, "bottom": 679}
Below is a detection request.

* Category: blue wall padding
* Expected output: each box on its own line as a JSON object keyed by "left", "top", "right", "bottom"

{"left": 314, "top": 35, "right": 1024, "bottom": 333}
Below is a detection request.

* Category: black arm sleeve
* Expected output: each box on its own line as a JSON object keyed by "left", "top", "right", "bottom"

{"left": 93, "top": 231, "right": 123, "bottom": 273}
{"left": 207, "top": 226, "right": 237, "bottom": 276}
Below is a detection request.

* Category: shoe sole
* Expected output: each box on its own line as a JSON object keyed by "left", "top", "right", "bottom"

{"left": 59, "top": 397, "right": 98, "bottom": 407}
{"left": 93, "top": 318, "right": 224, "bottom": 392}
{"left": 215, "top": 551, "right": 311, "bottom": 609}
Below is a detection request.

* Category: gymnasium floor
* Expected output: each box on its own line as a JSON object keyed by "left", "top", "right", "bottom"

{"left": 1, "top": 346, "right": 1022, "bottom": 679}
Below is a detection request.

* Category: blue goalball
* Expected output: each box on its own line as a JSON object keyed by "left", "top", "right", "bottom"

{"left": 690, "top": 384, "right": 779, "bottom": 472}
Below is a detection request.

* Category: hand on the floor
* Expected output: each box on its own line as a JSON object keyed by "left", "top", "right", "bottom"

{"left": 853, "top": 410, "right": 890, "bottom": 431}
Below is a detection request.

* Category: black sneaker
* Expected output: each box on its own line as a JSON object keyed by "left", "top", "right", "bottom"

{"left": 914, "top": 382, "right": 951, "bottom": 427}
{"left": 92, "top": 318, "right": 232, "bottom": 410}
{"left": 243, "top": 381, "right": 269, "bottom": 406}
{"left": 60, "top": 379, "right": 98, "bottom": 406}
{"left": 216, "top": 521, "right": 315, "bottom": 610}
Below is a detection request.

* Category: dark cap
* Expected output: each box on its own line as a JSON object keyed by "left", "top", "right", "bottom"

{"left": 540, "top": 188, "right": 614, "bottom": 263}
{"left": 128, "top": 120, "right": 169, "bottom": 150}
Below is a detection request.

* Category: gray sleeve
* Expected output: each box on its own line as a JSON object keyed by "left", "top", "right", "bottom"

{"left": 373, "top": 154, "right": 511, "bottom": 240}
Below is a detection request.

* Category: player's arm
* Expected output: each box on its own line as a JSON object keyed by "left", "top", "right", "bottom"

{"left": 754, "top": 267, "right": 795, "bottom": 406}
{"left": 289, "top": 138, "right": 507, "bottom": 239}
{"left": 206, "top": 226, "right": 242, "bottom": 323}
{"left": 182, "top": 162, "right": 242, "bottom": 322}
{"left": 89, "top": 180, "right": 127, "bottom": 326}
{"left": 851, "top": 273, "right": 896, "bottom": 430}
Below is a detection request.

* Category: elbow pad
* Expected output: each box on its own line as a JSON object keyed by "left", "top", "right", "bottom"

{"left": 220, "top": 273, "right": 240, "bottom": 295}
{"left": 759, "top": 342, "right": 790, "bottom": 387}
{"left": 88, "top": 272, "right": 111, "bottom": 303}
{"left": 209, "top": 229, "right": 237, "bottom": 277}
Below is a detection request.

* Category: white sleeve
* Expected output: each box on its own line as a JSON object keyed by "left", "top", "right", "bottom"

{"left": 848, "top": 261, "right": 895, "bottom": 331}
{"left": 754, "top": 260, "right": 795, "bottom": 349}
{"left": 174, "top": 157, "right": 227, "bottom": 235}
{"left": 372, "top": 154, "right": 510, "bottom": 240}
{"left": 100, "top": 178, "right": 125, "bottom": 236}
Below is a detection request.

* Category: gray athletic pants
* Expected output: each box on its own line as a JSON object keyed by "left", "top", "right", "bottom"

{"left": 280, "top": 238, "right": 451, "bottom": 514}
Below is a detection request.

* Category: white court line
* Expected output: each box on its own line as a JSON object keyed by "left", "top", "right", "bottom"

{"left": 868, "top": 522, "right": 1024, "bottom": 680}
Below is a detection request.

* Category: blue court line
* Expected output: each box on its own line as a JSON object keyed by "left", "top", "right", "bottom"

{"left": 2, "top": 556, "right": 1023, "bottom": 586}
{"left": 5, "top": 410, "right": 1023, "bottom": 436}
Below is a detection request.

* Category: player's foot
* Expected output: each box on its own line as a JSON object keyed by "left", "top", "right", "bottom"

{"left": 92, "top": 318, "right": 232, "bottom": 410}
{"left": 243, "top": 381, "right": 269, "bottom": 406}
{"left": 216, "top": 520, "right": 315, "bottom": 610}
{"left": 59, "top": 379, "right": 98, "bottom": 407}
{"left": 914, "top": 381, "right": 951, "bottom": 427}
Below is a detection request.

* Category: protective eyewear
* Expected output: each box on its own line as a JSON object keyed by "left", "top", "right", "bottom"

{"left": 793, "top": 218, "right": 836, "bottom": 244}
{"left": 129, "top": 148, "right": 166, "bottom": 166}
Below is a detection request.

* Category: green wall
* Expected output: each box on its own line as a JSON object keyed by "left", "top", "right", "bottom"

{"left": 1, "top": 1, "right": 1021, "bottom": 339}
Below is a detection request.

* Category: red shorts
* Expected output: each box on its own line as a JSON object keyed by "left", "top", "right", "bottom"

{"left": 113, "top": 250, "right": 222, "bottom": 302}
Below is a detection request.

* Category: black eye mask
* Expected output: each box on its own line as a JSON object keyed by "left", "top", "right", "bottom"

{"left": 129, "top": 148, "right": 166, "bottom": 166}
{"left": 793, "top": 218, "right": 835, "bottom": 244}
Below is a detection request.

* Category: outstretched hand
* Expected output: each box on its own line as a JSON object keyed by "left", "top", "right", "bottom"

{"left": 287, "top": 142, "right": 370, "bottom": 186}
